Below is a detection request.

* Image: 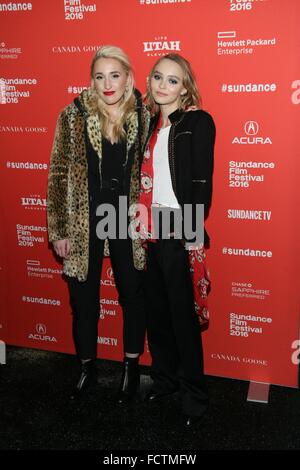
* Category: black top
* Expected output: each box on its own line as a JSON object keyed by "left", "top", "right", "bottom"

{"left": 87, "top": 134, "right": 127, "bottom": 217}
{"left": 101, "top": 137, "right": 126, "bottom": 183}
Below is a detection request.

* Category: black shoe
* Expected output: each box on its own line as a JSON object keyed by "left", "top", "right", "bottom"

{"left": 70, "top": 360, "right": 97, "bottom": 400}
{"left": 117, "top": 357, "right": 140, "bottom": 405}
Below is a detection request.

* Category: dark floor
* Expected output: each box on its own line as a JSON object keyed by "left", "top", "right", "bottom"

{"left": 0, "top": 346, "right": 299, "bottom": 452}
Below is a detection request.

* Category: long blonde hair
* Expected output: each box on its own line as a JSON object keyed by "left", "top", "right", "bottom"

{"left": 146, "top": 53, "right": 202, "bottom": 115}
{"left": 90, "top": 45, "right": 136, "bottom": 142}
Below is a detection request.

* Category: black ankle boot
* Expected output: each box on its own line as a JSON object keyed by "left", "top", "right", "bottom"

{"left": 70, "top": 360, "right": 97, "bottom": 400}
{"left": 117, "top": 357, "right": 140, "bottom": 405}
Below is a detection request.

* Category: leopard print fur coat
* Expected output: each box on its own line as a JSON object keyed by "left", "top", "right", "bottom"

{"left": 47, "top": 87, "right": 149, "bottom": 281}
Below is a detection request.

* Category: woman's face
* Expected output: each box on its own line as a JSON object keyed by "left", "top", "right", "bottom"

{"left": 92, "top": 57, "right": 129, "bottom": 108}
{"left": 150, "top": 58, "right": 187, "bottom": 111}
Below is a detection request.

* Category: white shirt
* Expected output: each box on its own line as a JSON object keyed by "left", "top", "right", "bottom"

{"left": 152, "top": 126, "right": 180, "bottom": 209}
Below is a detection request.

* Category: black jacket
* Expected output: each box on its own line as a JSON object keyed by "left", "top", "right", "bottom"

{"left": 147, "top": 108, "right": 216, "bottom": 246}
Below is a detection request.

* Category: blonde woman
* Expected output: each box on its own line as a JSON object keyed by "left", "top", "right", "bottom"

{"left": 47, "top": 46, "right": 149, "bottom": 403}
{"left": 139, "top": 54, "right": 215, "bottom": 427}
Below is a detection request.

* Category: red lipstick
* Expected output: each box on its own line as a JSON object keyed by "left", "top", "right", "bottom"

{"left": 103, "top": 91, "right": 115, "bottom": 96}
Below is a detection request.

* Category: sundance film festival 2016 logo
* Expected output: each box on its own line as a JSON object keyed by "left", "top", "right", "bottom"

{"left": 232, "top": 121, "right": 272, "bottom": 145}
{"left": 228, "top": 0, "right": 266, "bottom": 13}
{"left": 99, "top": 297, "right": 117, "bottom": 320}
{"left": 63, "top": 0, "right": 96, "bottom": 21}
{"left": 229, "top": 311, "right": 272, "bottom": 338}
{"left": 229, "top": 160, "right": 275, "bottom": 188}
{"left": 0, "top": 77, "right": 37, "bottom": 104}
{"left": 0, "top": 2, "right": 32, "bottom": 11}
{"left": 143, "top": 36, "right": 181, "bottom": 57}
{"left": 17, "top": 224, "right": 47, "bottom": 248}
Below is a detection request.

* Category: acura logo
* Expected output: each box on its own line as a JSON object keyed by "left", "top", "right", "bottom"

{"left": 36, "top": 323, "right": 46, "bottom": 334}
{"left": 107, "top": 267, "right": 114, "bottom": 280}
{"left": 244, "top": 121, "right": 259, "bottom": 136}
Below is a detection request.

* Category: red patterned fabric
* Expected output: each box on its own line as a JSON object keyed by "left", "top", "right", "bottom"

{"left": 138, "top": 114, "right": 210, "bottom": 326}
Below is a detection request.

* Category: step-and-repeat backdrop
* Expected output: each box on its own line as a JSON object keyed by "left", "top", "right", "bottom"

{"left": 0, "top": 0, "right": 299, "bottom": 387}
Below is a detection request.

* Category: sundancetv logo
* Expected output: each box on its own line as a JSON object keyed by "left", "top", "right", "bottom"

{"left": 227, "top": 209, "right": 271, "bottom": 222}
{"left": 0, "top": 2, "right": 32, "bottom": 11}
{"left": 97, "top": 336, "right": 118, "bottom": 347}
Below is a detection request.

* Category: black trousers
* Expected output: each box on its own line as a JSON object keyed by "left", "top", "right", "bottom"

{"left": 68, "top": 216, "right": 146, "bottom": 360}
{"left": 144, "top": 239, "right": 209, "bottom": 416}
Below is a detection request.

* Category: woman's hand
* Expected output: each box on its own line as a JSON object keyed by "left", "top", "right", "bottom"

{"left": 52, "top": 239, "right": 71, "bottom": 258}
